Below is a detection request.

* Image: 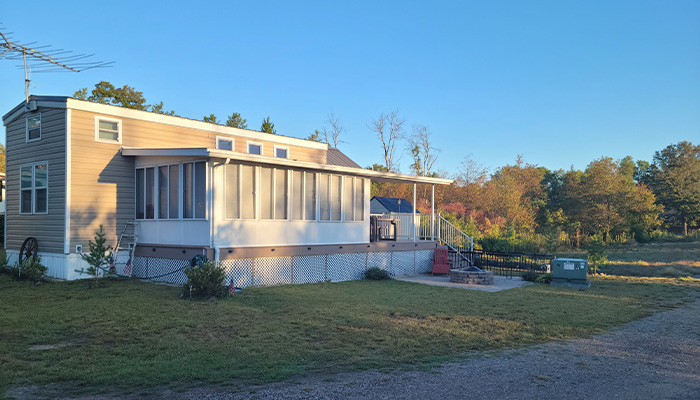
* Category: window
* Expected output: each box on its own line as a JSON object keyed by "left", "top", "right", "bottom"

{"left": 319, "top": 173, "right": 330, "bottom": 221}
{"left": 217, "top": 137, "right": 234, "bottom": 151}
{"left": 241, "top": 165, "right": 256, "bottom": 219}
{"left": 291, "top": 170, "right": 303, "bottom": 220}
{"left": 225, "top": 163, "right": 256, "bottom": 220}
{"left": 247, "top": 141, "right": 262, "bottom": 155}
{"left": 26, "top": 114, "right": 41, "bottom": 142}
{"left": 183, "top": 161, "right": 206, "bottom": 219}
{"left": 225, "top": 164, "right": 240, "bottom": 219}
{"left": 157, "top": 164, "right": 180, "bottom": 219}
{"left": 304, "top": 172, "right": 316, "bottom": 220}
{"left": 274, "top": 146, "right": 289, "bottom": 159}
{"left": 344, "top": 177, "right": 354, "bottom": 221}
{"left": 20, "top": 162, "right": 48, "bottom": 214}
{"left": 260, "top": 167, "right": 288, "bottom": 220}
{"left": 136, "top": 161, "right": 204, "bottom": 220}
{"left": 95, "top": 116, "right": 121, "bottom": 143}
{"left": 331, "top": 174, "right": 341, "bottom": 221}
{"left": 292, "top": 170, "right": 316, "bottom": 220}
{"left": 354, "top": 178, "right": 365, "bottom": 221}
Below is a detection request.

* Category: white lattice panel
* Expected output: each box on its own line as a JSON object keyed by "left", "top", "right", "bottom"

{"left": 392, "top": 251, "right": 415, "bottom": 276}
{"left": 254, "top": 257, "right": 293, "bottom": 286}
{"left": 326, "top": 253, "right": 366, "bottom": 282}
{"left": 415, "top": 249, "right": 433, "bottom": 273}
{"left": 367, "top": 252, "right": 390, "bottom": 271}
{"left": 292, "top": 255, "right": 327, "bottom": 284}
{"left": 221, "top": 258, "right": 253, "bottom": 288}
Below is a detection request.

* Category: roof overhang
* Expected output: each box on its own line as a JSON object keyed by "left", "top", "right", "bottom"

{"left": 121, "top": 147, "right": 453, "bottom": 185}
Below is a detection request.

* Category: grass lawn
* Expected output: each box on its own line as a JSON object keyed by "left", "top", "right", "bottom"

{"left": 558, "top": 240, "right": 700, "bottom": 277}
{"left": 1, "top": 268, "right": 698, "bottom": 397}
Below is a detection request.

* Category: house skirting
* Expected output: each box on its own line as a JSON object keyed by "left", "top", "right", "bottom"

{"left": 8, "top": 242, "right": 438, "bottom": 285}
{"left": 5, "top": 250, "right": 99, "bottom": 281}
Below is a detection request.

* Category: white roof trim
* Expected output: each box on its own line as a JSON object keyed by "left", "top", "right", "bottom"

{"left": 65, "top": 98, "right": 328, "bottom": 150}
{"left": 121, "top": 147, "right": 453, "bottom": 185}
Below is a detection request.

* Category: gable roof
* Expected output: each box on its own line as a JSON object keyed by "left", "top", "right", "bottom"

{"left": 326, "top": 148, "right": 362, "bottom": 168}
{"left": 371, "top": 196, "right": 419, "bottom": 213}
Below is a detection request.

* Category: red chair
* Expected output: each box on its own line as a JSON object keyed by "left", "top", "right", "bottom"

{"left": 431, "top": 248, "right": 453, "bottom": 276}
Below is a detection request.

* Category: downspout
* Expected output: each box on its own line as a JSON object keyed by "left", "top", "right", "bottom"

{"left": 210, "top": 158, "right": 230, "bottom": 263}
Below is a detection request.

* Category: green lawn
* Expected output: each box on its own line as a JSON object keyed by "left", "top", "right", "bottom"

{"left": 1, "top": 271, "right": 697, "bottom": 396}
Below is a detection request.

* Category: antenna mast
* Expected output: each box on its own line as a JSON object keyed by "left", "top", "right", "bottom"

{"left": 0, "top": 26, "right": 113, "bottom": 103}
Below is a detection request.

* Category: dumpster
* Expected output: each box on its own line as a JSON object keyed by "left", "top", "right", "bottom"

{"left": 550, "top": 258, "right": 590, "bottom": 288}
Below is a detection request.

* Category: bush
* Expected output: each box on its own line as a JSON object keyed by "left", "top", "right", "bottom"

{"left": 365, "top": 267, "right": 392, "bottom": 280}
{"left": 7, "top": 257, "right": 48, "bottom": 283}
{"left": 183, "top": 261, "right": 227, "bottom": 299}
{"left": 521, "top": 271, "right": 539, "bottom": 282}
{"left": 521, "top": 271, "right": 552, "bottom": 284}
{"left": 535, "top": 273, "right": 553, "bottom": 284}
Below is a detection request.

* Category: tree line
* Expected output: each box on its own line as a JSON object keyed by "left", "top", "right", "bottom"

{"left": 373, "top": 142, "right": 700, "bottom": 251}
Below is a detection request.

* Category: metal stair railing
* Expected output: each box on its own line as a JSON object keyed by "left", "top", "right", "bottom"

{"left": 436, "top": 213, "right": 474, "bottom": 266}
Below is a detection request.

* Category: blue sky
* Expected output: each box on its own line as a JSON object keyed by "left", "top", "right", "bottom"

{"left": 2, "top": 1, "right": 698, "bottom": 177}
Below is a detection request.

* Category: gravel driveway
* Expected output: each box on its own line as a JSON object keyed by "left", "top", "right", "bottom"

{"left": 10, "top": 293, "right": 700, "bottom": 400}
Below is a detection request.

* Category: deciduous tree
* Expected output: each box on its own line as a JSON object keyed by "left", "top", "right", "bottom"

{"left": 369, "top": 111, "right": 405, "bottom": 172}
{"left": 648, "top": 141, "right": 700, "bottom": 235}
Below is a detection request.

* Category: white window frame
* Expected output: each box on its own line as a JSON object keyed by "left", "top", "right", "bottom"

{"left": 26, "top": 114, "right": 42, "bottom": 143}
{"left": 247, "top": 141, "right": 263, "bottom": 155}
{"left": 182, "top": 160, "right": 208, "bottom": 220}
{"left": 216, "top": 136, "right": 234, "bottom": 151}
{"left": 94, "top": 116, "right": 122, "bottom": 144}
{"left": 274, "top": 145, "right": 289, "bottom": 159}
{"left": 135, "top": 161, "right": 207, "bottom": 221}
{"left": 19, "top": 161, "right": 49, "bottom": 215}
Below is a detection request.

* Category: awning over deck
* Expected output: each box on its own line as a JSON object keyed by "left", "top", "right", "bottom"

{"left": 120, "top": 146, "right": 453, "bottom": 185}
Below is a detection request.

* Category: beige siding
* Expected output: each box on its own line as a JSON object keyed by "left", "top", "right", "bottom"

{"left": 69, "top": 111, "right": 134, "bottom": 250}
{"left": 68, "top": 109, "right": 326, "bottom": 249}
{"left": 5, "top": 108, "right": 66, "bottom": 253}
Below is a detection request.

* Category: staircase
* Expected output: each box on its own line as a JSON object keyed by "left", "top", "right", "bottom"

{"left": 112, "top": 221, "right": 139, "bottom": 276}
{"left": 436, "top": 214, "right": 475, "bottom": 268}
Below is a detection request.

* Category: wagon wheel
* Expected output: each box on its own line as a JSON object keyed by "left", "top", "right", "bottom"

{"left": 19, "top": 237, "right": 39, "bottom": 264}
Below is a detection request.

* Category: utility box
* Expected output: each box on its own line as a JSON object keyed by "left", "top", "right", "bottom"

{"left": 551, "top": 258, "right": 590, "bottom": 288}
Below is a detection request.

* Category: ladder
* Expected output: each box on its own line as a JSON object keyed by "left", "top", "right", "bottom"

{"left": 113, "top": 221, "right": 139, "bottom": 276}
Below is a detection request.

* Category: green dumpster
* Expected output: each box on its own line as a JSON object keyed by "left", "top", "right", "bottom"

{"left": 551, "top": 258, "right": 590, "bottom": 288}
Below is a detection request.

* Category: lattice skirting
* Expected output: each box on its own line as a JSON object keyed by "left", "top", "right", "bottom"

{"left": 132, "top": 249, "right": 434, "bottom": 287}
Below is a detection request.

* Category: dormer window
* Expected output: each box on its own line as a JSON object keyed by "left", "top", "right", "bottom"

{"left": 274, "top": 146, "right": 289, "bottom": 159}
{"left": 217, "top": 137, "right": 234, "bottom": 151}
{"left": 247, "top": 142, "right": 262, "bottom": 155}
{"left": 26, "top": 114, "right": 41, "bottom": 142}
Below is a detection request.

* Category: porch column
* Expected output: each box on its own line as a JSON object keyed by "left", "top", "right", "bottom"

{"left": 412, "top": 183, "right": 416, "bottom": 242}
{"left": 431, "top": 184, "right": 435, "bottom": 241}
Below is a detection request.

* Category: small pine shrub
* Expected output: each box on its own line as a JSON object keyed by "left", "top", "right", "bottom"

{"left": 535, "top": 273, "right": 553, "bottom": 284}
{"left": 365, "top": 267, "right": 392, "bottom": 280}
{"left": 183, "top": 261, "right": 227, "bottom": 299}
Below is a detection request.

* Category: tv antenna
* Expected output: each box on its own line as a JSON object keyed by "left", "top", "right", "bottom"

{"left": 0, "top": 24, "right": 113, "bottom": 103}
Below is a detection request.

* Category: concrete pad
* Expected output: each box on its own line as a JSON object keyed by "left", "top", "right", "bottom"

{"left": 395, "top": 273, "right": 532, "bottom": 292}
